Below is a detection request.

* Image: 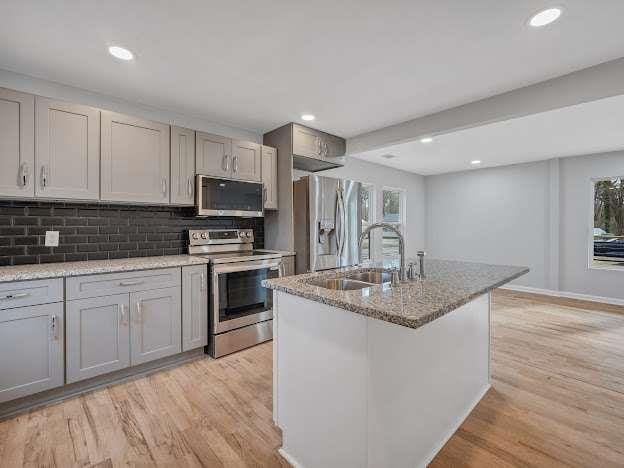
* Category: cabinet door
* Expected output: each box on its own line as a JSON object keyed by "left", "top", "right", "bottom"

{"left": 66, "top": 294, "right": 130, "bottom": 383}
{"left": 324, "top": 134, "right": 346, "bottom": 159}
{"left": 170, "top": 126, "right": 195, "bottom": 205}
{"left": 35, "top": 97, "right": 100, "bottom": 200}
{"left": 232, "top": 140, "right": 261, "bottom": 181}
{"left": 0, "top": 88, "right": 34, "bottom": 197}
{"left": 0, "top": 303, "right": 63, "bottom": 403}
{"left": 282, "top": 256, "right": 295, "bottom": 276}
{"left": 196, "top": 131, "right": 232, "bottom": 178}
{"left": 292, "top": 124, "right": 323, "bottom": 160}
{"left": 130, "top": 287, "right": 181, "bottom": 365}
{"left": 182, "top": 265, "right": 208, "bottom": 351}
{"left": 261, "top": 145, "right": 278, "bottom": 209}
{"left": 101, "top": 111, "right": 170, "bottom": 203}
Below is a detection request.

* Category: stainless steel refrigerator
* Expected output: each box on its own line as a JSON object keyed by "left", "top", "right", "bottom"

{"left": 293, "top": 175, "right": 361, "bottom": 274}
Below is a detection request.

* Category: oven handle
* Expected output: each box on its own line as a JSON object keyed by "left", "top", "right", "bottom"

{"left": 212, "top": 260, "right": 282, "bottom": 275}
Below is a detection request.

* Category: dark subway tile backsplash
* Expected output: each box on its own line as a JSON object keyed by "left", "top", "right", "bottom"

{"left": 0, "top": 201, "right": 263, "bottom": 266}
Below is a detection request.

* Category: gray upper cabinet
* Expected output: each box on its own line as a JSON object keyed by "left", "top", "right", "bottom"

{"left": 66, "top": 294, "right": 130, "bottom": 383}
{"left": 35, "top": 97, "right": 100, "bottom": 200}
{"left": 196, "top": 131, "right": 231, "bottom": 178}
{"left": 292, "top": 124, "right": 323, "bottom": 160}
{"left": 170, "top": 126, "right": 195, "bottom": 205}
{"left": 0, "top": 88, "right": 34, "bottom": 198}
{"left": 262, "top": 145, "right": 278, "bottom": 209}
{"left": 232, "top": 140, "right": 261, "bottom": 182}
{"left": 0, "top": 302, "right": 64, "bottom": 403}
{"left": 130, "top": 287, "right": 181, "bottom": 365}
{"left": 101, "top": 111, "right": 170, "bottom": 204}
{"left": 182, "top": 265, "right": 208, "bottom": 351}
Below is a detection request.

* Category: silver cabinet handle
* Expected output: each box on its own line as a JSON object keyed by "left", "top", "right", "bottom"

{"left": 263, "top": 186, "right": 267, "bottom": 206}
{"left": 187, "top": 177, "right": 193, "bottom": 197}
{"left": 118, "top": 280, "right": 145, "bottom": 287}
{"left": 200, "top": 272, "right": 206, "bottom": 291}
{"left": 20, "top": 162, "right": 30, "bottom": 187}
{"left": 0, "top": 292, "right": 30, "bottom": 300}
{"left": 120, "top": 304, "right": 128, "bottom": 326}
{"left": 41, "top": 164, "right": 48, "bottom": 188}
{"left": 315, "top": 136, "right": 321, "bottom": 155}
{"left": 162, "top": 178, "right": 167, "bottom": 196}
{"left": 232, "top": 155, "right": 239, "bottom": 174}
{"left": 136, "top": 301, "right": 142, "bottom": 324}
{"left": 323, "top": 142, "right": 329, "bottom": 157}
{"left": 50, "top": 315, "right": 59, "bottom": 340}
{"left": 223, "top": 154, "right": 230, "bottom": 172}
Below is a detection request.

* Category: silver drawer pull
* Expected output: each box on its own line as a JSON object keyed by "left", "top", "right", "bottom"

{"left": 50, "top": 315, "right": 59, "bottom": 341}
{"left": 136, "top": 301, "right": 142, "bottom": 324}
{"left": 118, "top": 280, "right": 145, "bottom": 287}
{"left": 1, "top": 292, "right": 30, "bottom": 300}
{"left": 120, "top": 304, "right": 128, "bottom": 326}
{"left": 200, "top": 272, "right": 206, "bottom": 291}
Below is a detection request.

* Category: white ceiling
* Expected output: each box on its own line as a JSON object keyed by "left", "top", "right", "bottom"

{"left": 353, "top": 94, "right": 624, "bottom": 175}
{"left": 1, "top": 1, "right": 624, "bottom": 138}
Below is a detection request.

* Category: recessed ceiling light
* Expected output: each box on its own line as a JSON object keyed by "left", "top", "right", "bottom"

{"left": 108, "top": 46, "right": 134, "bottom": 61}
{"left": 381, "top": 154, "right": 396, "bottom": 159}
{"left": 528, "top": 7, "right": 562, "bottom": 27}
{"left": 301, "top": 114, "right": 315, "bottom": 121}
{"left": 420, "top": 137, "right": 434, "bottom": 144}
{"left": 471, "top": 160, "right": 481, "bottom": 165}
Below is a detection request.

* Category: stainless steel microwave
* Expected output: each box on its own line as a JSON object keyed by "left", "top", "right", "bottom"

{"left": 196, "top": 175, "right": 264, "bottom": 217}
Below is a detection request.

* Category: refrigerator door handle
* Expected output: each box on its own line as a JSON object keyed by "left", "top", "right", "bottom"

{"left": 336, "top": 188, "right": 346, "bottom": 261}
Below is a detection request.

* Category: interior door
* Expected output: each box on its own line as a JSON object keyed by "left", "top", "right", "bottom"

{"left": 0, "top": 88, "right": 34, "bottom": 197}
{"left": 35, "top": 97, "right": 100, "bottom": 200}
{"left": 130, "top": 287, "right": 181, "bottom": 365}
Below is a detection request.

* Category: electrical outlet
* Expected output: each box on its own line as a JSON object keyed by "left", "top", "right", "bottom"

{"left": 45, "top": 231, "right": 59, "bottom": 247}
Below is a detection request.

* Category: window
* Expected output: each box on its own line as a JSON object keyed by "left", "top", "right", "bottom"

{"left": 592, "top": 177, "right": 624, "bottom": 268}
{"left": 360, "top": 184, "right": 375, "bottom": 260}
{"left": 382, "top": 188, "right": 405, "bottom": 260}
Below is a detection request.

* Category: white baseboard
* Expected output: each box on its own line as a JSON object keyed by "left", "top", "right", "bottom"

{"left": 500, "top": 285, "right": 624, "bottom": 307}
{"left": 278, "top": 448, "right": 305, "bottom": 468}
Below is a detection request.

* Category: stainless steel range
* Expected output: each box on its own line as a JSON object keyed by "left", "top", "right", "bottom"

{"left": 188, "top": 228, "right": 282, "bottom": 358}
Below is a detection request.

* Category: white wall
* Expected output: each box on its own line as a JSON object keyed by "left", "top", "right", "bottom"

{"left": 294, "top": 157, "right": 426, "bottom": 258}
{"left": 426, "top": 150, "right": 624, "bottom": 301}
{"left": 425, "top": 161, "right": 554, "bottom": 289}
{"left": 0, "top": 68, "right": 260, "bottom": 142}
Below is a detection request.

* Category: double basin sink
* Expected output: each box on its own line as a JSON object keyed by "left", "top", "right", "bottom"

{"left": 307, "top": 270, "right": 392, "bottom": 291}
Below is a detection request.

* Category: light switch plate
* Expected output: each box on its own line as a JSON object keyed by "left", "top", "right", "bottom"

{"left": 45, "top": 231, "right": 59, "bottom": 247}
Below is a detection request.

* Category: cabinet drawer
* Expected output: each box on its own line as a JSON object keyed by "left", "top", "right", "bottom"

{"left": 66, "top": 268, "right": 181, "bottom": 300}
{"left": 0, "top": 278, "right": 63, "bottom": 310}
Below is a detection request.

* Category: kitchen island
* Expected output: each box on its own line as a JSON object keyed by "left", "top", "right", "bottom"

{"left": 263, "top": 259, "right": 528, "bottom": 468}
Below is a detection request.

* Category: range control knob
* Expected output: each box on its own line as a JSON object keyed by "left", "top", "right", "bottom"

{"left": 200, "top": 233, "right": 207, "bottom": 239}
{"left": 191, "top": 233, "right": 199, "bottom": 240}
{"left": 239, "top": 231, "right": 246, "bottom": 238}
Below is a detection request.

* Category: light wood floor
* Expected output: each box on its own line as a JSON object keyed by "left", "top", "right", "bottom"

{"left": 0, "top": 290, "right": 623, "bottom": 467}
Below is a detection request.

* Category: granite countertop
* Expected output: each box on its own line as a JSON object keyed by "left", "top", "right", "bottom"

{"left": 0, "top": 255, "right": 211, "bottom": 283}
{"left": 263, "top": 258, "right": 529, "bottom": 330}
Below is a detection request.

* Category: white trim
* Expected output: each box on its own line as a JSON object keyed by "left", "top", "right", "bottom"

{"left": 278, "top": 448, "right": 305, "bottom": 468}
{"left": 418, "top": 384, "right": 491, "bottom": 468}
{"left": 500, "top": 284, "right": 624, "bottom": 307}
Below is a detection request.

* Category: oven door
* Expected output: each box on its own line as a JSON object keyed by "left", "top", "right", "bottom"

{"left": 211, "top": 258, "right": 281, "bottom": 334}
{"left": 196, "top": 175, "right": 263, "bottom": 217}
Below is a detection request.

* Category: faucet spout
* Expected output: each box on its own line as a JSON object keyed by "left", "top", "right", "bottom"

{"left": 358, "top": 222, "right": 406, "bottom": 282}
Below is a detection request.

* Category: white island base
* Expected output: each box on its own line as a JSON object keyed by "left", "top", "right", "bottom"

{"left": 272, "top": 291, "right": 491, "bottom": 468}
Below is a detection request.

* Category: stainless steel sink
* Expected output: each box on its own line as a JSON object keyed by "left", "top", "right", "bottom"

{"left": 346, "top": 271, "right": 392, "bottom": 284}
{"left": 307, "top": 278, "right": 373, "bottom": 291}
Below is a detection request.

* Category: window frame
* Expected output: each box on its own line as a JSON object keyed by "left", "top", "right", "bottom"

{"left": 360, "top": 183, "right": 376, "bottom": 261}
{"left": 588, "top": 176, "right": 624, "bottom": 272}
{"left": 381, "top": 186, "right": 406, "bottom": 260}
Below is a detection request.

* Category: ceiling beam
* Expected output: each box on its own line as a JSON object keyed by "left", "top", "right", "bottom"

{"left": 347, "top": 57, "right": 624, "bottom": 154}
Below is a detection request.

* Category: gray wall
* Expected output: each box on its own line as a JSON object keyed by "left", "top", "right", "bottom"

{"left": 294, "top": 157, "right": 426, "bottom": 258}
{"left": 426, "top": 150, "right": 624, "bottom": 301}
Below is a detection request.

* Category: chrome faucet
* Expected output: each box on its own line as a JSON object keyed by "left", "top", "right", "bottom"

{"left": 358, "top": 222, "right": 406, "bottom": 282}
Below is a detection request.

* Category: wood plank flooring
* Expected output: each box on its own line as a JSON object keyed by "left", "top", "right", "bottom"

{"left": 0, "top": 290, "right": 623, "bottom": 467}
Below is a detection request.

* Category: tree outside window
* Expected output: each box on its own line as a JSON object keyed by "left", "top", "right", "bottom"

{"left": 593, "top": 177, "right": 624, "bottom": 267}
{"left": 382, "top": 188, "right": 404, "bottom": 260}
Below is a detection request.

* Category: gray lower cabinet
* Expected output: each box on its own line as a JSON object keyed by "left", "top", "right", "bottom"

{"left": 282, "top": 255, "right": 295, "bottom": 276}
{"left": 0, "top": 302, "right": 64, "bottom": 403}
{"left": 130, "top": 287, "right": 181, "bottom": 365}
{"left": 66, "top": 294, "right": 130, "bottom": 384}
{"left": 182, "top": 265, "right": 208, "bottom": 351}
